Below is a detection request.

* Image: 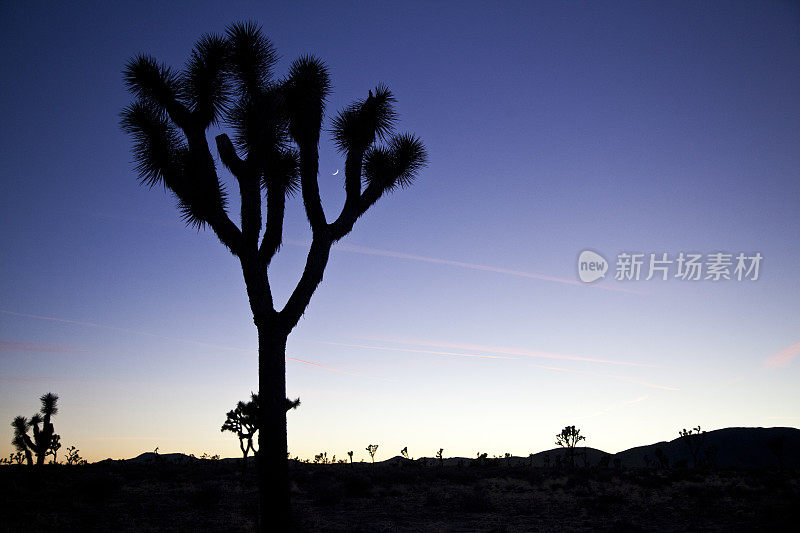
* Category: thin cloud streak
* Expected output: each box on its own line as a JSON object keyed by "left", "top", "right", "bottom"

{"left": 358, "top": 336, "right": 653, "bottom": 367}
{"left": 285, "top": 239, "right": 642, "bottom": 294}
{"left": 535, "top": 364, "right": 678, "bottom": 391}
{"left": 286, "top": 356, "right": 396, "bottom": 382}
{"left": 764, "top": 341, "right": 800, "bottom": 368}
{"left": 0, "top": 341, "right": 84, "bottom": 354}
{"left": 0, "top": 376, "right": 67, "bottom": 383}
{"left": 322, "top": 341, "right": 519, "bottom": 360}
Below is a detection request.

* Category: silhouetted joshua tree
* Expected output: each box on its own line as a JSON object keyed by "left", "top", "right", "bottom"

{"left": 221, "top": 394, "right": 259, "bottom": 469}
{"left": 120, "top": 21, "right": 426, "bottom": 529}
{"left": 401, "top": 446, "right": 409, "bottom": 459}
{"left": 366, "top": 444, "right": 379, "bottom": 463}
{"left": 556, "top": 425, "right": 585, "bottom": 468}
{"left": 678, "top": 426, "right": 705, "bottom": 468}
{"left": 436, "top": 448, "right": 444, "bottom": 466}
{"left": 222, "top": 392, "right": 300, "bottom": 471}
{"left": 347, "top": 450, "right": 353, "bottom": 463}
{"left": 10, "top": 393, "right": 60, "bottom": 466}
{"left": 65, "top": 445, "right": 87, "bottom": 465}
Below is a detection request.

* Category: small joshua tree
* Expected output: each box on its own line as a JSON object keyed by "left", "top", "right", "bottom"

{"left": 10, "top": 393, "right": 60, "bottom": 466}
{"left": 8, "top": 451, "right": 25, "bottom": 465}
{"left": 678, "top": 426, "right": 705, "bottom": 468}
{"left": 504, "top": 452, "right": 512, "bottom": 467}
{"left": 222, "top": 393, "right": 300, "bottom": 471}
{"left": 400, "top": 446, "right": 409, "bottom": 460}
{"left": 366, "top": 444, "right": 378, "bottom": 463}
{"left": 65, "top": 445, "right": 87, "bottom": 465}
{"left": 347, "top": 450, "right": 353, "bottom": 463}
{"left": 556, "top": 425, "right": 586, "bottom": 468}
{"left": 436, "top": 448, "right": 444, "bottom": 466}
{"left": 222, "top": 393, "right": 260, "bottom": 470}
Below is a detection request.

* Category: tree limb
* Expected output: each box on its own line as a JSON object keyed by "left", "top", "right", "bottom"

{"left": 298, "top": 143, "right": 327, "bottom": 234}
{"left": 259, "top": 183, "right": 286, "bottom": 266}
{"left": 329, "top": 148, "right": 365, "bottom": 241}
{"left": 280, "top": 236, "right": 332, "bottom": 331}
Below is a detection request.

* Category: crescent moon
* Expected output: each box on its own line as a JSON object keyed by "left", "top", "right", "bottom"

{"left": 332, "top": 169, "right": 339, "bottom": 176}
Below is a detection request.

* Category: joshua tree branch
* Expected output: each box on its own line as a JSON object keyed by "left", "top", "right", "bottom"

{"left": 163, "top": 99, "right": 192, "bottom": 132}
{"left": 208, "top": 213, "right": 244, "bottom": 255}
{"left": 216, "top": 134, "right": 263, "bottom": 251}
{"left": 215, "top": 134, "right": 248, "bottom": 179}
{"left": 298, "top": 144, "right": 327, "bottom": 234}
{"left": 329, "top": 148, "right": 365, "bottom": 241}
{"left": 259, "top": 184, "right": 286, "bottom": 266}
{"left": 280, "top": 236, "right": 332, "bottom": 331}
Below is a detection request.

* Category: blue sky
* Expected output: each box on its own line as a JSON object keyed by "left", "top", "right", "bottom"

{"left": 1, "top": 1, "right": 799, "bottom": 462}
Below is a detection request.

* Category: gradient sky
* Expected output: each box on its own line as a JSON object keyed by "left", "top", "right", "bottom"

{"left": 1, "top": 1, "right": 799, "bottom": 463}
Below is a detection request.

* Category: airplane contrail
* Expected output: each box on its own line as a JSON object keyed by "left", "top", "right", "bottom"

{"left": 322, "top": 341, "right": 520, "bottom": 360}
{"left": 328, "top": 241, "right": 643, "bottom": 294}
{"left": 354, "top": 336, "right": 653, "bottom": 367}
{"left": 764, "top": 340, "right": 800, "bottom": 368}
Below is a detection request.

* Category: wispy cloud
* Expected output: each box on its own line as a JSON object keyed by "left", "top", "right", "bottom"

{"left": 764, "top": 341, "right": 800, "bottom": 368}
{"left": 286, "top": 355, "right": 395, "bottom": 382}
{"left": 322, "top": 341, "right": 519, "bottom": 360}
{"left": 535, "top": 364, "right": 678, "bottom": 391}
{"left": 286, "top": 239, "right": 642, "bottom": 294}
{"left": 0, "top": 376, "right": 66, "bottom": 383}
{"left": 0, "top": 341, "right": 83, "bottom": 354}
{"left": 354, "top": 336, "right": 652, "bottom": 367}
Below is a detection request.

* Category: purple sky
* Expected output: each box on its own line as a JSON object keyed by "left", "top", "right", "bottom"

{"left": 1, "top": 1, "right": 799, "bottom": 461}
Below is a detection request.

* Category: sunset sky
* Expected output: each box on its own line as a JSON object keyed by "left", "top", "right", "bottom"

{"left": 1, "top": 1, "right": 799, "bottom": 463}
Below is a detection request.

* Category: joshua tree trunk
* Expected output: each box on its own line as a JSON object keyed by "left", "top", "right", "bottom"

{"left": 256, "top": 322, "right": 290, "bottom": 530}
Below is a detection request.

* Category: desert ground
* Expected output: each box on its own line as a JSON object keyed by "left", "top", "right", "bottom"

{"left": 2, "top": 458, "right": 798, "bottom": 532}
